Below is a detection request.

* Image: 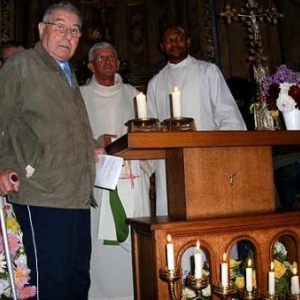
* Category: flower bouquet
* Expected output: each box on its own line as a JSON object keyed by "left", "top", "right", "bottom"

{"left": 0, "top": 203, "right": 36, "bottom": 299}
{"left": 229, "top": 241, "right": 295, "bottom": 299}
{"left": 230, "top": 249, "right": 257, "bottom": 291}
{"left": 273, "top": 240, "right": 295, "bottom": 299}
{"left": 262, "top": 64, "right": 300, "bottom": 129}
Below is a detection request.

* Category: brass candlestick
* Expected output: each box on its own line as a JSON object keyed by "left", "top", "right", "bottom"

{"left": 185, "top": 274, "right": 209, "bottom": 299}
{"left": 159, "top": 266, "right": 182, "bottom": 300}
{"left": 161, "top": 117, "right": 196, "bottom": 131}
{"left": 212, "top": 282, "right": 238, "bottom": 299}
{"left": 239, "top": 289, "right": 261, "bottom": 299}
{"left": 262, "top": 292, "right": 280, "bottom": 299}
{"left": 159, "top": 267, "right": 209, "bottom": 300}
{"left": 125, "top": 118, "right": 160, "bottom": 132}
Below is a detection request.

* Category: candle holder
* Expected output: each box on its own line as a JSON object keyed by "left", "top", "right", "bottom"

{"left": 159, "top": 266, "right": 182, "bottom": 300}
{"left": 261, "top": 292, "right": 280, "bottom": 299}
{"left": 239, "top": 289, "right": 261, "bottom": 299}
{"left": 184, "top": 274, "right": 209, "bottom": 299}
{"left": 161, "top": 117, "right": 196, "bottom": 131}
{"left": 125, "top": 118, "right": 160, "bottom": 132}
{"left": 212, "top": 282, "right": 238, "bottom": 299}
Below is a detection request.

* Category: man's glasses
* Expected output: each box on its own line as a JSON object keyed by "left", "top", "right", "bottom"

{"left": 44, "top": 22, "right": 82, "bottom": 38}
{"left": 92, "top": 56, "right": 117, "bottom": 63}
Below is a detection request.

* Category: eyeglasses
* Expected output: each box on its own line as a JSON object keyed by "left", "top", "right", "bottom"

{"left": 92, "top": 56, "right": 117, "bottom": 63}
{"left": 44, "top": 22, "right": 82, "bottom": 38}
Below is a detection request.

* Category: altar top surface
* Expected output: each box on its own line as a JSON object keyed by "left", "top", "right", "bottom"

{"left": 105, "top": 131, "right": 300, "bottom": 159}
{"left": 126, "top": 210, "right": 300, "bottom": 232}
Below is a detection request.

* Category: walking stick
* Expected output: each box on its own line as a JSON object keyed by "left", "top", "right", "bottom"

{"left": 0, "top": 173, "right": 19, "bottom": 300}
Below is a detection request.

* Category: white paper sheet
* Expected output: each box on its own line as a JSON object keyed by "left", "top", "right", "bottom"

{"left": 95, "top": 154, "right": 123, "bottom": 190}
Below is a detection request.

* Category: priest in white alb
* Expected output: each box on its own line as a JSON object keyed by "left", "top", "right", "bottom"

{"left": 80, "top": 42, "right": 151, "bottom": 300}
{"left": 147, "top": 25, "right": 247, "bottom": 216}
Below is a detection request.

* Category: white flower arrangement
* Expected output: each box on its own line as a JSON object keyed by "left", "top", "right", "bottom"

{"left": 276, "top": 83, "right": 299, "bottom": 112}
{"left": 262, "top": 65, "right": 300, "bottom": 113}
{"left": 274, "top": 240, "right": 288, "bottom": 257}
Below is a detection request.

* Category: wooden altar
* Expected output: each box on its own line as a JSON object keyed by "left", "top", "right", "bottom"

{"left": 106, "top": 131, "right": 300, "bottom": 300}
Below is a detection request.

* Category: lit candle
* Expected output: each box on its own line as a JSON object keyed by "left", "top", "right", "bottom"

{"left": 166, "top": 234, "right": 175, "bottom": 270}
{"left": 268, "top": 261, "right": 275, "bottom": 295}
{"left": 221, "top": 253, "right": 229, "bottom": 287}
{"left": 194, "top": 240, "right": 202, "bottom": 279}
{"left": 136, "top": 92, "right": 147, "bottom": 119}
{"left": 246, "top": 259, "right": 253, "bottom": 292}
{"left": 171, "top": 86, "right": 182, "bottom": 118}
{"left": 291, "top": 267, "right": 300, "bottom": 295}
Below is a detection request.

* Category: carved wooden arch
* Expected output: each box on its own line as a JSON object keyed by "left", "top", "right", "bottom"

{"left": 272, "top": 230, "right": 300, "bottom": 265}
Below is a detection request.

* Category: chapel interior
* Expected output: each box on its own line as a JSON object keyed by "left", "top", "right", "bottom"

{"left": 2, "top": 1, "right": 300, "bottom": 300}
{"left": 2, "top": 0, "right": 300, "bottom": 95}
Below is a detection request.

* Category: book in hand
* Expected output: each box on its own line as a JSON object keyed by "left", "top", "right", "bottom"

{"left": 95, "top": 154, "right": 123, "bottom": 190}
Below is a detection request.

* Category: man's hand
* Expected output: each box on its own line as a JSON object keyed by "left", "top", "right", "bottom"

{"left": 0, "top": 169, "right": 20, "bottom": 196}
{"left": 97, "top": 134, "right": 117, "bottom": 147}
{"left": 94, "top": 147, "right": 106, "bottom": 163}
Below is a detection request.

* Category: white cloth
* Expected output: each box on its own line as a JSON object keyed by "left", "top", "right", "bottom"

{"left": 146, "top": 55, "right": 247, "bottom": 215}
{"left": 97, "top": 160, "right": 149, "bottom": 251}
{"left": 80, "top": 74, "right": 151, "bottom": 300}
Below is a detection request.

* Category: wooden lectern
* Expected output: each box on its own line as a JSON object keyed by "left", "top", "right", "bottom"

{"left": 106, "top": 131, "right": 300, "bottom": 300}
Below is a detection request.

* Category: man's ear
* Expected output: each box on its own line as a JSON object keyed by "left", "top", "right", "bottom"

{"left": 38, "top": 22, "right": 46, "bottom": 39}
{"left": 116, "top": 59, "right": 120, "bottom": 72}
{"left": 87, "top": 62, "right": 95, "bottom": 73}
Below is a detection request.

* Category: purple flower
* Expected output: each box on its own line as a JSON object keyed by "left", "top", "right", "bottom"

{"left": 262, "top": 65, "right": 300, "bottom": 111}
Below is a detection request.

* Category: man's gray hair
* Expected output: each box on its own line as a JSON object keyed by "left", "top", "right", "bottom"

{"left": 42, "top": 2, "right": 82, "bottom": 26}
{"left": 88, "top": 42, "right": 118, "bottom": 62}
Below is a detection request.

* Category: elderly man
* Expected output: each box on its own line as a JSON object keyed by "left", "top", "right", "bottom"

{"left": 80, "top": 42, "right": 151, "bottom": 300}
{"left": 0, "top": 2, "right": 104, "bottom": 299}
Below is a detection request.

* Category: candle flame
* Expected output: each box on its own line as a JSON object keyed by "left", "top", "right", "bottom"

{"left": 248, "top": 259, "right": 252, "bottom": 268}
{"left": 293, "top": 267, "right": 298, "bottom": 276}
{"left": 173, "top": 86, "right": 179, "bottom": 92}
{"left": 196, "top": 240, "right": 200, "bottom": 250}
{"left": 167, "top": 234, "right": 172, "bottom": 243}
{"left": 270, "top": 261, "right": 274, "bottom": 271}
{"left": 223, "top": 253, "right": 227, "bottom": 262}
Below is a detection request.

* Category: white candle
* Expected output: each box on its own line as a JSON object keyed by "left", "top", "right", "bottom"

{"left": 221, "top": 253, "right": 229, "bottom": 287}
{"left": 136, "top": 92, "right": 147, "bottom": 119}
{"left": 166, "top": 234, "right": 175, "bottom": 270}
{"left": 171, "top": 86, "right": 182, "bottom": 118}
{"left": 246, "top": 259, "right": 253, "bottom": 292}
{"left": 291, "top": 267, "right": 300, "bottom": 295}
{"left": 268, "top": 261, "right": 275, "bottom": 295}
{"left": 194, "top": 240, "right": 202, "bottom": 279}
